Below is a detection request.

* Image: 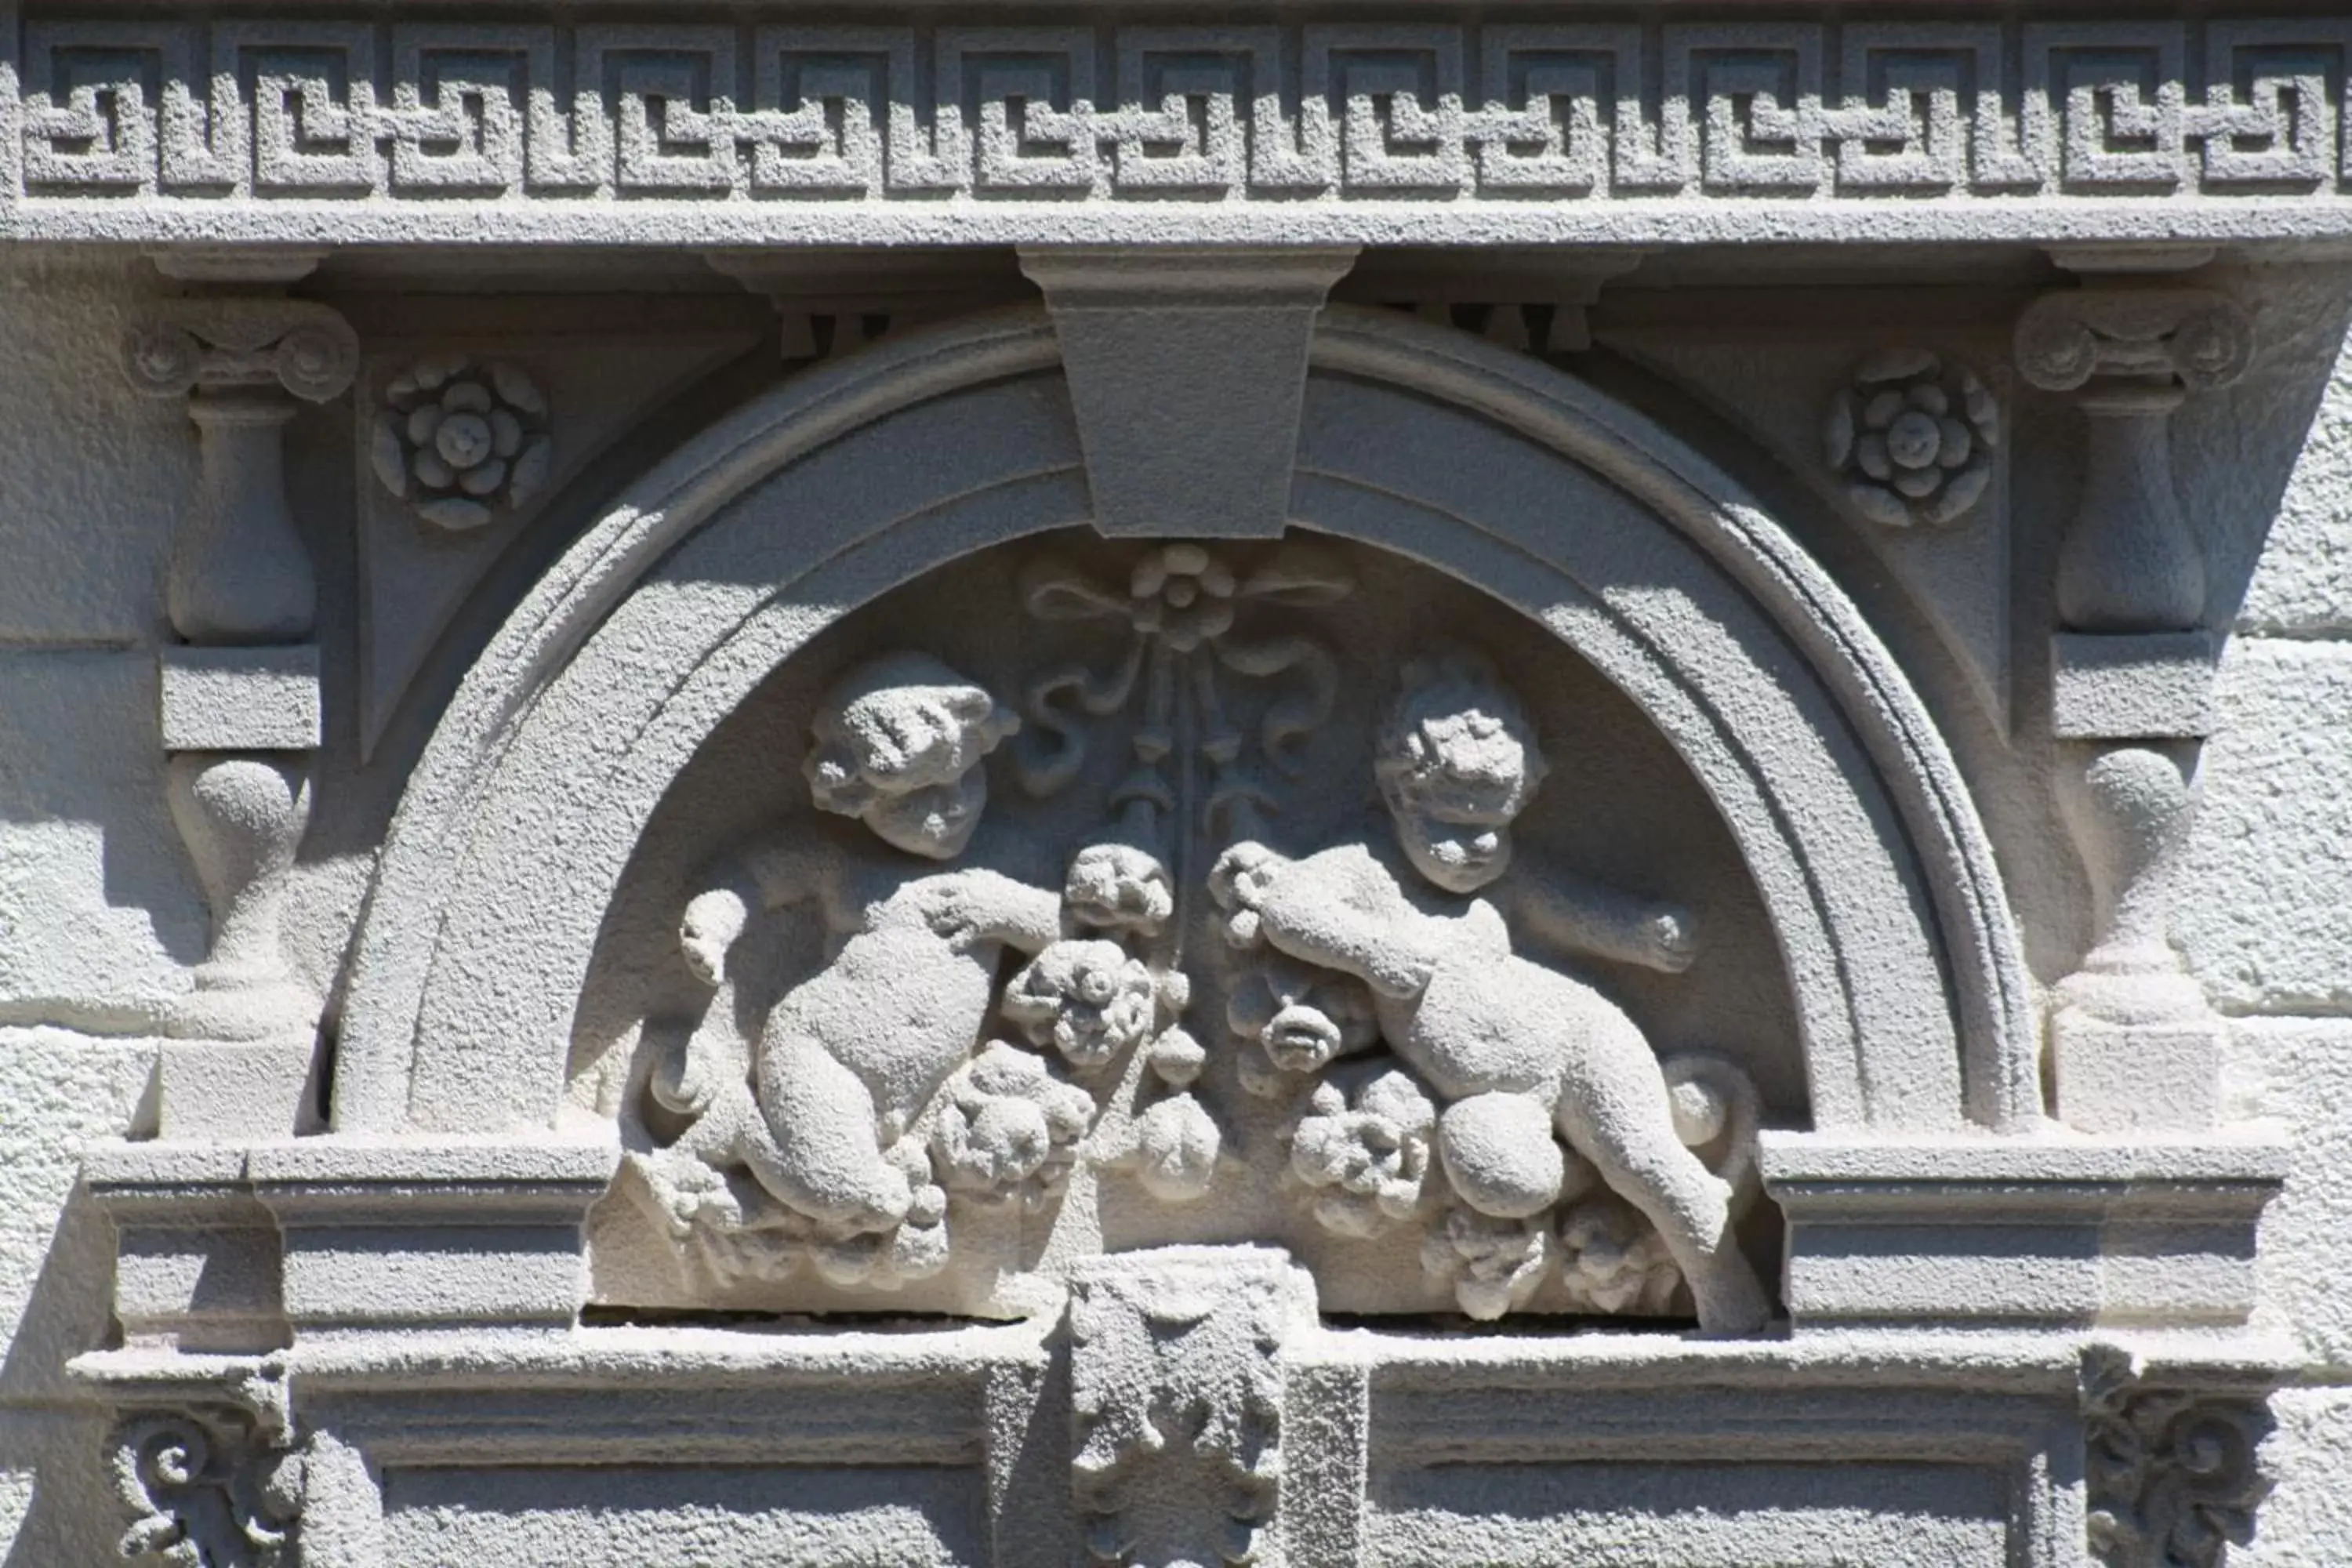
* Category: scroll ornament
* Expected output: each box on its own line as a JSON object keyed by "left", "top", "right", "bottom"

{"left": 111, "top": 1411, "right": 303, "bottom": 1568}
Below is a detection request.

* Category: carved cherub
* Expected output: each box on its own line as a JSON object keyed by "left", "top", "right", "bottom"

{"left": 670, "top": 652, "right": 1065, "bottom": 1235}
{"left": 1208, "top": 654, "right": 1769, "bottom": 1334}
{"left": 1214, "top": 838, "right": 1767, "bottom": 1333}
{"left": 1376, "top": 651, "right": 1695, "bottom": 975}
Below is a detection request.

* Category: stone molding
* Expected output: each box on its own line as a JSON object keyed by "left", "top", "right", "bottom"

{"left": 64, "top": 1284, "right": 2295, "bottom": 1566}
{"left": 16, "top": 15, "right": 2352, "bottom": 247}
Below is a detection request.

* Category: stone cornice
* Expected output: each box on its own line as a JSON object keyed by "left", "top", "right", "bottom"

{"left": 12, "top": 13, "right": 2352, "bottom": 248}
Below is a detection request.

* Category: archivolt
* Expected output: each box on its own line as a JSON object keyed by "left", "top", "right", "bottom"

{"left": 335, "top": 306, "right": 2035, "bottom": 1140}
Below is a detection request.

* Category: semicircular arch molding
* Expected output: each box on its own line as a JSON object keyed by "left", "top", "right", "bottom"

{"left": 334, "top": 306, "right": 2037, "bottom": 1142}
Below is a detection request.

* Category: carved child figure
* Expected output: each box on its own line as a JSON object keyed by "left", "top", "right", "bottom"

{"left": 1377, "top": 651, "right": 1697, "bottom": 975}
{"left": 1211, "top": 655, "right": 1769, "bottom": 1334}
{"left": 672, "top": 652, "right": 1065, "bottom": 1236}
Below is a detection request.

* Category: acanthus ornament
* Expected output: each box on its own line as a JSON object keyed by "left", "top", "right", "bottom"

{"left": 369, "top": 354, "right": 553, "bottom": 532}
{"left": 1824, "top": 350, "right": 1999, "bottom": 528}
{"left": 111, "top": 1410, "right": 304, "bottom": 1568}
{"left": 1069, "top": 1247, "right": 1310, "bottom": 1568}
{"left": 2081, "top": 1347, "right": 2272, "bottom": 1568}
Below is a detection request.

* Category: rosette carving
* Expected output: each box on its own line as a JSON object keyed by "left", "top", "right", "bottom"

{"left": 369, "top": 354, "right": 553, "bottom": 531}
{"left": 1824, "top": 350, "right": 1998, "bottom": 528}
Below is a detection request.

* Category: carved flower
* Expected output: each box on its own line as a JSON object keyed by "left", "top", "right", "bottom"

{"left": 1824, "top": 350, "right": 1997, "bottom": 528}
{"left": 1420, "top": 1201, "right": 1552, "bottom": 1320}
{"left": 1556, "top": 1194, "right": 1682, "bottom": 1316}
{"left": 1128, "top": 543, "right": 1238, "bottom": 652}
{"left": 1064, "top": 840, "right": 1175, "bottom": 936}
{"left": 1288, "top": 1065, "right": 1437, "bottom": 1238}
{"left": 1000, "top": 939, "right": 1160, "bottom": 1073}
{"left": 371, "top": 354, "right": 552, "bottom": 532}
{"left": 933, "top": 1041, "right": 1098, "bottom": 1212}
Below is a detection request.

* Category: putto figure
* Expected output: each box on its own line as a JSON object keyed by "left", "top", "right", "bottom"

{"left": 1377, "top": 652, "right": 1697, "bottom": 975}
{"left": 1215, "top": 653, "right": 1769, "bottom": 1334}
{"left": 667, "top": 653, "right": 1068, "bottom": 1240}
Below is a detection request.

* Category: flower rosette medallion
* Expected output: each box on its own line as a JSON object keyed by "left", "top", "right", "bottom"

{"left": 1824, "top": 349, "right": 1998, "bottom": 528}
{"left": 371, "top": 354, "right": 554, "bottom": 532}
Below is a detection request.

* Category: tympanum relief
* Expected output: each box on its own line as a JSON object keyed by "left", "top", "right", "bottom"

{"left": 590, "top": 533, "right": 1796, "bottom": 1330}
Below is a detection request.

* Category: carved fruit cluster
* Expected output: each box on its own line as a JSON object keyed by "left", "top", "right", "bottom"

{"left": 370, "top": 354, "right": 552, "bottom": 532}
{"left": 1824, "top": 350, "right": 1998, "bottom": 528}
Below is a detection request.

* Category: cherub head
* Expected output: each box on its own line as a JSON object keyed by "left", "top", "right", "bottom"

{"left": 804, "top": 652, "right": 1020, "bottom": 860}
{"left": 1000, "top": 939, "right": 1161, "bottom": 1072}
{"left": 1374, "top": 651, "right": 1548, "bottom": 895}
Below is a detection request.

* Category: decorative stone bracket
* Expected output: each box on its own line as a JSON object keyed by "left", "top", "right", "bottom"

{"left": 75, "top": 1350, "right": 307, "bottom": 1568}
{"left": 2013, "top": 285, "right": 2254, "bottom": 1135}
{"left": 2081, "top": 1345, "right": 2274, "bottom": 1568}
{"left": 122, "top": 299, "right": 357, "bottom": 1140}
{"left": 1069, "top": 1247, "right": 1315, "bottom": 1567}
{"left": 111, "top": 1403, "right": 305, "bottom": 1568}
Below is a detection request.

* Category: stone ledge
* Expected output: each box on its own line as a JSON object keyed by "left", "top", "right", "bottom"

{"left": 1762, "top": 1131, "right": 2288, "bottom": 1330}
{"left": 1760, "top": 1129, "right": 2291, "bottom": 1189}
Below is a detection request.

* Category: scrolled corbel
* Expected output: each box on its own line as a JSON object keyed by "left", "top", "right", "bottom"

{"left": 110, "top": 1407, "right": 306, "bottom": 1568}
{"left": 2080, "top": 1347, "right": 2272, "bottom": 1568}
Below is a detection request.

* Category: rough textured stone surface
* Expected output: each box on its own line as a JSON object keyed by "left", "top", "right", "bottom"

{"left": 2180, "top": 639, "right": 2352, "bottom": 1015}
{"left": 2236, "top": 286, "right": 2352, "bottom": 637}
{"left": 0, "top": 1031, "right": 154, "bottom": 1567}
{"left": 2238, "top": 1018, "right": 2352, "bottom": 1370}
{"left": 0, "top": 252, "right": 189, "bottom": 642}
{"left": 1, "top": 111, "right": 2349, "bottom": 1564}
{"left": 0, "top": 651, "right": 201, "bottom": 1014}
{"left": 2244, "top": 1389, "right": 2352, "bottom": 1568}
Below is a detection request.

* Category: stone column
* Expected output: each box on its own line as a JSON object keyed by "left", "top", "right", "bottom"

{"left": 2013, "top": 286, "right": 2253, "bottom": 1134}
{"left": 122, "top": 296, "right": 358, "bottom": 1139}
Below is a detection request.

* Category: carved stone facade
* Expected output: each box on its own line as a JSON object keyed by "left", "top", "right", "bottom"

{"left": 2, "top": 3, "right": 2351, "bottom": 1564}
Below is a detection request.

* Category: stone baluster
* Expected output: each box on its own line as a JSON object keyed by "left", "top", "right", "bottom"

{"left": 122, "top": 297, "right": 358, "bottom": 1140}
{"left": 2013, "top": 287, "right": 2253, "bottom": 1134}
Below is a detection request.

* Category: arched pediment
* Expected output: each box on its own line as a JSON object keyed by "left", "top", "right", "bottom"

{"left": 335, "top": 305, "right": 2036, "bottom": 1181}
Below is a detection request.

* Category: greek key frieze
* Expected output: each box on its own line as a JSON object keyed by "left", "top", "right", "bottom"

{"left": 16, "top": 15, "right": 2352, "bottom": 211}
